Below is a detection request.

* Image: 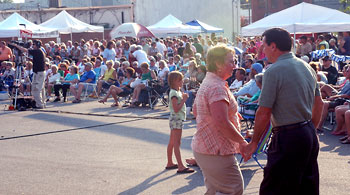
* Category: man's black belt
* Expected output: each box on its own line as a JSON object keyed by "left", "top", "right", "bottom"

{"left": 272, "top": 120, "right": 311, "bottom": 133}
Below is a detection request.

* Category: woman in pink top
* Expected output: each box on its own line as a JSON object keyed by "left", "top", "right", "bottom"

{"left": 192, "top": 45, "right": 248, "bottom": 195}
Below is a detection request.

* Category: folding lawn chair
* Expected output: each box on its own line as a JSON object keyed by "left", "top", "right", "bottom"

{"left": 239, "top": 102, "right": 258, "bottom": 130}
{"left": 240, "top": 123, "right": 273, "bottom": 169}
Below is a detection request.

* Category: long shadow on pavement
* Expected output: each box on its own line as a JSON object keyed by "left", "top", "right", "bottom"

{"left": 172, "top": 168, "right": 204, "bottom": 194}
{"left": 118, "top": 170, "right": 177, "bottom": 195}
{"left": 17, "top": 112, "right": 193, "bottom": 151}
{"left": 17, "top": 112, "right": 259, "bottom": 194}
{"left": 119, "top": 167, "right": 204, "bottom": 195}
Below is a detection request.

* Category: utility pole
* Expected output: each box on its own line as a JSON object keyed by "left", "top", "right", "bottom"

{"left": 265, "top": 0, "right": 269, "bottom": 17}
{"left": 37, "top": 3, "right": 42, "bottom": 23}
{"left": 247, "top": 0, "right": 251, "bottom": 24}
{"left": 131, "top": 0, "right": 135, "bottom": 22}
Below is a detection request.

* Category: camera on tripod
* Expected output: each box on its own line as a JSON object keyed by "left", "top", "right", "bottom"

{"left": 8, "top": 40, "right": 30, "bottom": 54}
{"left": 8, "top": 40, "right": 31, "bottom": 67}
{"left": 9, "top": 40, "right": 30, "bottom": 48}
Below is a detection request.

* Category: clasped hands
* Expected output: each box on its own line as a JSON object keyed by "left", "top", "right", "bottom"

{"left": 239, "top": 140, "right": 258, "bottom": 162}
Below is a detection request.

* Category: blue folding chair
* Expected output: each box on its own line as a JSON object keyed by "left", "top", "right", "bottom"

{"left": 239, "top": 102, "right": 258, "bottom": 130}
{"left": 240, "top": 123, "right": 273, "bottom": 169}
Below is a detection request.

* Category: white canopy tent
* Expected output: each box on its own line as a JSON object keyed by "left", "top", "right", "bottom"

{"left": 0, "top": 12, "right": 58, "bottom": 38}
{"left": 40, "top": 10, "right": 104, "bottom": 40}
{"left": 147, "top": 14, "right": 201, "bottom": 36}
{"left": 242, "top": 2, "right": 350, "bottom": 36}
{"left": 186, "top": 19, "right": 224, "bottom": 33}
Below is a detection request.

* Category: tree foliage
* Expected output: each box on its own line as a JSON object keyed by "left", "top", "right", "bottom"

{"left": 340, "top": 0, "right": 350, "bottom": 14}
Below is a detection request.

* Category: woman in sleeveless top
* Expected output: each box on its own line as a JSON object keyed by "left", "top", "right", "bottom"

{"left": 130, "top": 62, "right": 156, "bottom": 107}
{"left": 92, "top": 41, "right": 101, "bottom": 57}
{"left": 99, "top": 67, "right": 135, "bottom": 107}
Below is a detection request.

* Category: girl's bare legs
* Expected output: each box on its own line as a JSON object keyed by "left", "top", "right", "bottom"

{"left": 166, "top": 130, "right": 176, "bottom": 167}
{"left": 171, "top": 129, "right": 186, "bottom": 171}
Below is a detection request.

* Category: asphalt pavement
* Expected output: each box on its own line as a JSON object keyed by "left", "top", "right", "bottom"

{"left": 0, "top": 98, "right": 349, "bottom": 195}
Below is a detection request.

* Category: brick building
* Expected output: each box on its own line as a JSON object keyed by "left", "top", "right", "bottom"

{"left": 251, "top": 0, "right": 312, "bottom": 22}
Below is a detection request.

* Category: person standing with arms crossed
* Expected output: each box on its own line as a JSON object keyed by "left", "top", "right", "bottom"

{"left": 242, "top": 28, "right": 323, "bottom": 194}
{"left": 11, "top": 40, "right": 46, "bottom": 109}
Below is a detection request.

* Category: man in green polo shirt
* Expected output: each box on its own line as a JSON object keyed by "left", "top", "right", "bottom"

{"left": 242, "top": 28, "right": 323, "bottom": 195}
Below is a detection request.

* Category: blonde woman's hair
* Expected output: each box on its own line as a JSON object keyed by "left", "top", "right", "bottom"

{"left": 168, "top": 71, "right": 183, "bottom": 90}
{"left": 106, "top": 60, "right": 114, "bottom": 66}
{"left": 70, "top": 65, "right": 78, "bottom": 74}
{"left": 206, "top": 45, "right": 235, "bottom": 72}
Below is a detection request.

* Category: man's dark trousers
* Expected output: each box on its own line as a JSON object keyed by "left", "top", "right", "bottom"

{"left": 260, "top": 122, "right": 319, "bottom": 195}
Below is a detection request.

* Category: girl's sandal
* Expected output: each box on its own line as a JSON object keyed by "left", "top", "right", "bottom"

{"left": 341, "top": 138, "right": 350, "bottom": 144}
{"left": 98, "top": 99, "right": 106, "bottom": 104}
{"left": 111, "top": 102, "right": 119, "bottom": 107}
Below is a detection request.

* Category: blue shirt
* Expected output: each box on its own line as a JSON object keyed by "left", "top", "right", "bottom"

{"left": 63, "top": 73, "right": 80, "bottom": 85}
{"left": 94, "top": 67, "right": 101, "bottom": 80}
{"left": 234, "top": 79, "right": 259, "bottom": 97}
{"left": 80, "top": 70, "right": 96, "bottom": 83}
{"left": 169, "top": 65, "right": 176, "bottom": 72}
{"left": 340, "top": 80, "right": 350, "bottom": 95}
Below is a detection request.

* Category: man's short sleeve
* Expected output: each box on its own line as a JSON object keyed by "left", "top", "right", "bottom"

{"left": 315, "top": 82, "right": 321, "bottom": 97}
{"left": 258, "top": 70, "right": 278, "bottom": 108}
{"left": 102, "top": 50, "right": 107, "bottom": 58}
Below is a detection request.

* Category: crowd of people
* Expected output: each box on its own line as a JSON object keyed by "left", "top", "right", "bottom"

{"left": 0, "top": 30, "right": 350, "bottom": 136}
{"left": 0, "top": 34, "right": 215, "bottom": 109}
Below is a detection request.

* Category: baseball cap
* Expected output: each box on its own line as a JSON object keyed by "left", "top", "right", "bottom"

{"left": 252, "top": 63, "right": 263, "bottom": 73}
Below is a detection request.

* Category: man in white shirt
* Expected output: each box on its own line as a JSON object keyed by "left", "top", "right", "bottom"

{"left": 133, "top": 45, "right": 149, "bottom": 67}
{"left": 47, "top": 65, "right": 61, "bottom": 101}
{"left": 102, "top": 41, "right": 116, "bottom": 62}
{"left": 296, "top": 35, "right": 313, "bottom": 56}
{"left": 234, "top": 63, "right": 263, "bottom": 97}
{"left": 156, "top": 38, "right": 166, "bottom": 55}
{"left": 229, "top": 68, "right": 246, "bottom": 91}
